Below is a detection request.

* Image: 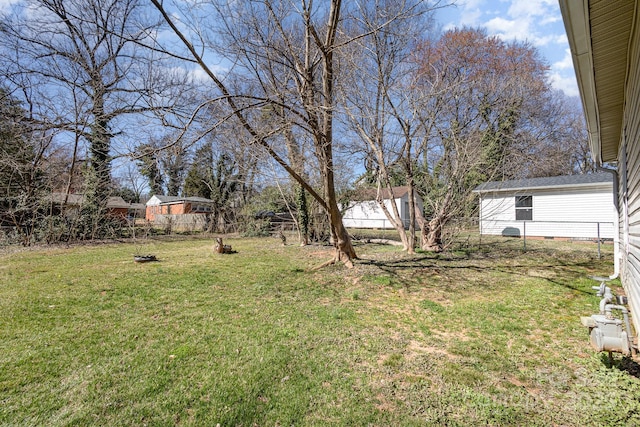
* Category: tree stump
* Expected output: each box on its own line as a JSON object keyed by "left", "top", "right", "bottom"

{"left": 214, "top": 237, "right": 233, "bottom": 254}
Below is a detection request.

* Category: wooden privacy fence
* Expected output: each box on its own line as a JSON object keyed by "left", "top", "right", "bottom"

{"left": 154, "top": 214, "right": 209, "bottom": 232}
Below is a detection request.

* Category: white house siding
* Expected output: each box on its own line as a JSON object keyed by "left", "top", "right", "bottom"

{"left": 479, "top": 186, "right": 614, "bottom": 239}
{"left": 620, "top": 15, "right": 640, "bottom": 335}
{"left": 342, "top": 198, "right": 405, "bottom": 229}
{"left": 479, "top": 194, "right": 516, "bottom": 235}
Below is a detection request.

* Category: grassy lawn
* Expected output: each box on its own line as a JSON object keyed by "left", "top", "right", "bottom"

{"left": 1, "top": 235, "right": 639, "bottom": 426}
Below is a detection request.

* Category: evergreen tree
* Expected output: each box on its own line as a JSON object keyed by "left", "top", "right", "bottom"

{"left": 161, "top": 142, "right": 186, "bottom": 197}
{"left": 182, "top": 143, "right": 239, "bottom": 232}
{"left": 137, "top": 143, "right": 164, "bottom": 195}
{"left": 210, "top": 152, "right": 238, "bottom": 232}
{"left": 183, "top": 144, "right": 214, "bottom": 199}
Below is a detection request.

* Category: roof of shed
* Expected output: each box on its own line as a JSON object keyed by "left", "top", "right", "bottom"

{"left": 49, "top": 193, "right": 85, "bottom": 205}
{"left": 351, "top": 186, "right": 411, "bottom": 201}
{"left": 473, "top": 173, "right": 613, "bottom": 193}
{"left": 106, "top": 196, "right": 131, "bottom": 209}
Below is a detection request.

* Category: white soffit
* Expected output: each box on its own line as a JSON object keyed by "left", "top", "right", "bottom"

{"left": 560, "top": 0, "right": 635, "bottom": 164}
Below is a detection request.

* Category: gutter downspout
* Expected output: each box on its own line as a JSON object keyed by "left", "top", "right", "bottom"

{"left": 597, "top": 166, "right": 620, "bottom": 280}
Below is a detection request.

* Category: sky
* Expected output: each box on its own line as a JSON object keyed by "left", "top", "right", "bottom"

{"left": 0, "top": 0, "right": 578, "bottom": 96}
{"left": 436, "top": 0, "right": 578, "bottom": 97}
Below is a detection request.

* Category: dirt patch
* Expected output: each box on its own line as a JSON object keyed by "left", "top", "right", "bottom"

{"left": 374, "top": 392, "right": 397, "bottom": 412}
{"left": 506, "top": 375, "right": 541, "bottom": 396}
{"left": 306, "top": 250, "right": 334, "bottom": 258}
{"left": 406, "top": 339, "right": 453, "bottom": 360}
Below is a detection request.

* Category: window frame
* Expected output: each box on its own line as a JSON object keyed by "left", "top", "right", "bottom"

{"left": 515, "top": 195, "right": 533, "bottom": 221}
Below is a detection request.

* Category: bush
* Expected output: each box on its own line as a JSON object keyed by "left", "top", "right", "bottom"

{"left": 239, "top": 217, "right": 271, "bottom": 237}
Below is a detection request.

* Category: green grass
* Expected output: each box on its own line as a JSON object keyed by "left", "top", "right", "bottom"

{"left": 1, "top": 235, "right": 639, "bottom": 426}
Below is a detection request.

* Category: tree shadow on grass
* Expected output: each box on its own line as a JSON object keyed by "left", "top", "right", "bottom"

{"left": 356, "top": 252, "right": 598, "bottom": 296}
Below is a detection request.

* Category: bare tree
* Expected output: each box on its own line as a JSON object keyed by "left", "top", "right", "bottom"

{"left": 150, "top": 0, "right": 374, "bottom": 266}
{"left": 413, "top": 28, "right": 552, "bottom": 251}
{"left": 114, "top": 163, "right": 147, "bottom": 203}
{"left": 149, "top": 0, "right": 467, "bottom": 265}
{"left": 519, "top": 91, "right": 594, "bottom": 177}
{"left": 0, "top": 0, "right": 182, "bottom": 223}
{"left": 341, "top": 0, "right": 441, "bottom": 253}
{"left": 565, "top": 100, "right": 595, "bottom": 174}
{"left": 136, "top": 140, "right": 165, "bottom": 196}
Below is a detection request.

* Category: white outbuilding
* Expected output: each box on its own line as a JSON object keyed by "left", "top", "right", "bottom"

{"left": 341, "top": 186, "right": 423, "bottom": 229}
{"left": 473, "top": 173, "right": 615, "bottom": 240}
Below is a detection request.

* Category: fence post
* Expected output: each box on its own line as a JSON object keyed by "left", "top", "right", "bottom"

{"left": 597, "top": 222, "right": 601, "bottom": 260}
{"left": 523, "top": 221, "right": 527, "bottom": 251}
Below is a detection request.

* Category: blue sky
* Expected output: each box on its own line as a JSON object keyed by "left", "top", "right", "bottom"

{"left": 0, "top": 0, "right": 577, "bottom": 96}
{"left": 436, "top": 0, "right": 578, "bottom": 97}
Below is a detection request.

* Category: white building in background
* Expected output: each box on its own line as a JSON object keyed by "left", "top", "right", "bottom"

{"left": 474, "top": 174, "right": 615, "bottom": 240}
{"left": 342, "top": 186, "right": 423, "bottom": 229}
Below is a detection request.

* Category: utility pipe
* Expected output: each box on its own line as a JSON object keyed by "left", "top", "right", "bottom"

{"left": 599, "top": 287, "right": 613, "bottom": 314}
{"left": 604, "top": 303, "right": 636, "bottom": 354}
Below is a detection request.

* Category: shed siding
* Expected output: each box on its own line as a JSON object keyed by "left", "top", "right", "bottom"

{"left": 342, "top": 198, "right": 404, "bottom": 229}
{"left": 479, "top": 186, "right": 614, "bottom": 239}
{"left": 620, "top": 11, "right": 640, "bottom": 335}
{"left": 342, "top": 193, "right": 424, "bottom": 229}
{"left": 534, "top": 188, "right": 613, "bottom": 222}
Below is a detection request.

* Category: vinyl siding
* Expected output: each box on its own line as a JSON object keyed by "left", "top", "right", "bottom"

{"left": 479, "top": 185, "right": 614, "bottom": 239}
{"left": 342, "top": 194, "right": 423, "bottom": 229}
{"left": 342, "top": 197, "right": 405, "bottom": 229}
{"left": 621, "top": 7, "right": 640, "bottom": 335}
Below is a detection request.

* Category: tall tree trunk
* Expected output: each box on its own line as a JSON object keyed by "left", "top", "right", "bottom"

{"left": 284, "top": 125, "right": 309, "bottom": 246}
{"left": 406, "top": 177, "right": 417, "bottom": 254}
{"left": 321, "top": 155, "right": 357, "bottom": 267}
{"left": 317, "top": 0, "right": 356, "bottom": 266}
{"left": 421, "top": 216, "right": 444, "bottom": 252}
{"left": 376, "top": 184, "right": 411, "bottom": 251}
{"left": 152, "top": 0, "right": 356, "bottom": 267}
{"left": 89, "top": 93, "right": 112, "bottom": 210}
{"left": 375, "top": 162, "right": 411, "bottom": 251}
{"left": 296, "top": 184, "right": 310, "bottom": 246}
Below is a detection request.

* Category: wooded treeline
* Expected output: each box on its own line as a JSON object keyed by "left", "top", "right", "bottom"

{"left": 1, "top": 0, "right": 591, "bottom": 259}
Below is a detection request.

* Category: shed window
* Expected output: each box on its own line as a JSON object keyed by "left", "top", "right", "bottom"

{"left": 515, "top": 196, "right": 532, "bottom": 221}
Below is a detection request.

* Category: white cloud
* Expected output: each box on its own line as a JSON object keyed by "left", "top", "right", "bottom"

{"left": 553, "top": 48, "right": 574, "bottom": 70}
{"left": 171, "top": 62, "right": 229, "bottom": 85}
{"left": 443, "top": 1, "right": 579, "bottom": 97}
{"left": 453, "top": 0, "right": 566, "bottom": 48}
{"left": 485, "top": 16, "right": 531, "bottom": 40}
{"left": 507, "top": 0, "right": 557, "bottom": 19}
{"left": 456, "top": 0, "right": 484, "bottom": 26}
{"left": 549, "top": 49, "right": 578, "bottom": 96}
{"left": 549, "top": 71, "right": 579, "bottom": 97}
